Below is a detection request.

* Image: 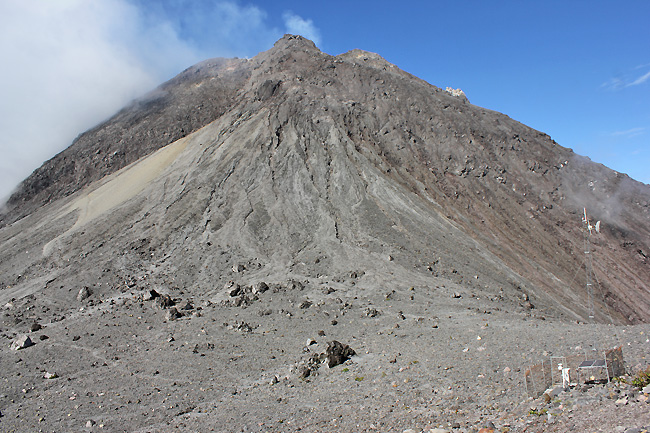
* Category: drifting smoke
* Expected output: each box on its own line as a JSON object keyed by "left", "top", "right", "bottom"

{"left": 0, "top": 0, "right": 320, "bottom": 204}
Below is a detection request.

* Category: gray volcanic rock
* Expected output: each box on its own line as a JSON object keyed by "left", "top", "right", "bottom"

{"left": 1, "top": 35, "right": 648, "bottom": 324}
{"left": 0, "top": 34, "right": 649, "bottom": 433}
{"left": 326, "top": 340, "right": 356, "bottom": 368}
{"left": 1, "top": 57, "right": 250, "bottom": 225}
{"left": 10, "top": 335, "right": 34, "bottom": 350}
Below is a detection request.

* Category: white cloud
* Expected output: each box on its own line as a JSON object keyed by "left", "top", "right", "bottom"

{"left": 600, "top": 77, "right": 623, "bottom": 91}
{"left": 283, "top": 12, "right": 321, "bottom": 46}
{"left": 628, "top": 70, "right": 650, "bottom": 87}
{"left": 0, "top": 0, "right": 155, "bottom": 202}
{"left": 0, "top": 1, "right": 304, "bottom": 204}
{"left": 601, "top": 66, "right": 650, "bottom": 90}
{"left": 611, "top": 127, "right": 646, "bottom": 138}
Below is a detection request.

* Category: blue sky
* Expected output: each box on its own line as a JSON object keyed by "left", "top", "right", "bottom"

{"left": 1, "top": 1, "right": 648, "bottom": 203}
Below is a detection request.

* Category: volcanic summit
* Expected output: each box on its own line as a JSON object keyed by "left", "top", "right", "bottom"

{"left": 1, "top": 35, "right": 649, "bottom": 432}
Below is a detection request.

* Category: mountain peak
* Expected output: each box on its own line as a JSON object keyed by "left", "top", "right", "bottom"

{"left": 336, "top": 48, "right": 418, "bottom": 82}
{"left": 272, "top": 34, "right": 319, "bottom": 52}
{"left": 2, "top": 34, "right": 649, "bottom": 326}
{"left": 2, "top": 34, "right": 650, "bottom": 433}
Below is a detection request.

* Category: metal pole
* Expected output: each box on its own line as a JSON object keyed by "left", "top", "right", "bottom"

{"left": 583, "top": 209, "right": 597, "bottom": 352}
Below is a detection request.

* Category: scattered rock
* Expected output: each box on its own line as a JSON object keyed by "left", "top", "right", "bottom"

{"left": 232, "top": 264, "right": 245, "bottom": 273}
{"left": 299, "top": 300, "right": 312, "bottom": 309}
{"left": 39, "top": 335, "right": 49, "bottom": 341}
{"left": 86, "top": 419, "right": 96, "bottom": 428}
{"left": 228, "top": 321, "right": 254, "bottom": 333}
{"left": 157, "top": 294, "right": 175, "bottom": 309}
{"left": 192, "top": 342, "right": 215, "bottom": 354}
{"left": 225, "top": 284, "right": 258, "bottom": 307}
{"left": 30, "top": 322, "right": 42, "bottom": 332}
{"left": 77, "top": 286, "right": 92, "bottom": 301}
{"left": 180, "top": 301, "right": 194, "bottom": 310}
{"left": 10, "top": 335, "right": 34, "bottom": 350}
{"left": 445, "top": 86, "right": 467, "bottom": 101}
{"left": 229, "top": 285, "right": 242, "bottom": 297}
{"left": 43, "top": 372, "right": 58, "bottom": 379}
{"left": 165, "top": 307, "right": 183, "bottom": 321}
{"left": 325, "top": 340, "right": 355, "bottom": 368}
{"left": 294, "top": 352, "right": 324, "bottom": 379}
{"left": 452, "top": 292, "right": 462, "bottom": 299}
{"left": 365, "top": 307, "right": 380, "bottom": 317}
{"left": 252, "top": 282, "right": 269, "bottom": 294}
{"left": 143, "top": 289, "right": 160, "bottom": 301}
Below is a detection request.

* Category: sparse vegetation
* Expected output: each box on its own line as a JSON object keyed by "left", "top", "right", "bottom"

{"left": 631, "top": 366, "right": 650, "bottom": 390}
{"left": 528, "top": 408, "right": 548, "bottom": 416}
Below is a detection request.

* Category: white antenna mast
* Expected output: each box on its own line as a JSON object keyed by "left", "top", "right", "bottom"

{"left": 582, "top": 208, "right": 601, "bottom": 351}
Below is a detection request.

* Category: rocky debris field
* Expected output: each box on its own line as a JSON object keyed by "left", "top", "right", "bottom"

{"left": 1, "top": 34, "right": 650, "bottom": 433}
{"left": 2, "top": 270, "right": 649, "bottom": 432}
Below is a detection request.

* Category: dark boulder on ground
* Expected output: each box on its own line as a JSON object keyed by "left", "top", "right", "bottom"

{"left": 326, "top": 341, "right": 356, "bottom": 368}
{"left": 143, "top": 289, "right": 160, "bottom": 301}
{"left": 157, "top": 295, "right": 175, "bottom": 309}
{"left": 165, "top": 307, "right": 182, "bottom": 321}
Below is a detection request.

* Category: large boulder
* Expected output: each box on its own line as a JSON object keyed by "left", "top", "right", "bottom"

{"left": 10, "top": 335, "right": 34, "bottom": 350}
{"left": 325, "top": 341, "right": 355, "bottom": 368}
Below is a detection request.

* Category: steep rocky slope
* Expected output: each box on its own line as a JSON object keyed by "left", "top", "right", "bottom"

{"left": 1, "top": 57, "right": 250, "bottom": 224}
{"left": 2, "top": 34, "right": 650, "bottom": 433}
{"left": 2, "top": 35, "right": 648, "bottom": 324}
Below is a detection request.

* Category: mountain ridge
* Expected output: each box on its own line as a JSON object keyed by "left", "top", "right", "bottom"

{"left": 1, "top": 34, "right": 649, "bottom": 325}
{"left": 2, "top": 34, "right": 650, "bottom": 433}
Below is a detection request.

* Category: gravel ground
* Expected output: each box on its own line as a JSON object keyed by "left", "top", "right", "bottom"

{"left": 2, "top": 273, "right": 648, "bottom": 432}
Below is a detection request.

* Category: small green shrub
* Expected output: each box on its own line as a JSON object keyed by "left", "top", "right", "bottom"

{"left": 342, "top": 368, "right": 349, "bottom": 372}
{"left": 354, "top": 376, "right": 364, "bottom": 382}
{"left": 631, "top": 366, "right": 650, "bottom": 390}
{"left": 528, "top": 408, "right": 547, "bottom": 416}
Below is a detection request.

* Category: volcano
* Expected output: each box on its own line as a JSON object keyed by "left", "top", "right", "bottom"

{"left": 1, "top": 35, "right": 649, "bottom": 432}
